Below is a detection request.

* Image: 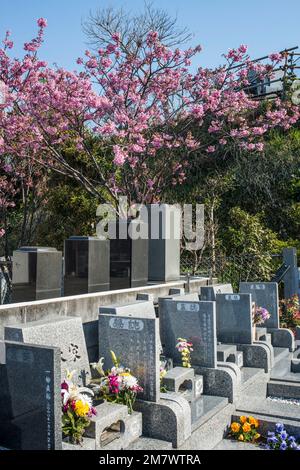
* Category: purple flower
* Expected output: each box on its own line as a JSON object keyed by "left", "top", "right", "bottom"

{"left": 267, "top": 437, "right": 278, "bottom": 444}
{"left": 275, "top": 423, "right": 285, "bottom": 433}
{"left": 280, "top": 430, "right": 288, "bottom": 440}
{"left": 280, "top": 441, "right": 287, "bottom": 451}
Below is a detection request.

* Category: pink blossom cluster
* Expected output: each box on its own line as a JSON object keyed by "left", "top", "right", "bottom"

{"left": 0, "top": 19, "right": 299, "bottom": 204}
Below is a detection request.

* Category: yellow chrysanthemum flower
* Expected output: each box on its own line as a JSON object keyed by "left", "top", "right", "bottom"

{"left": 231, "top": 422, "right": 240, "bottom": 433}
{"left": 240, "top": 415, "right": 247, "bottom": 424}
{"left": 242, "top": 422, "right": 251, "bottom": 433}
{"left": 74, "top": 400, "right": 90, "bottom": 417}
{"left": 238, "top": 435, "right": 244, "bottom": 441}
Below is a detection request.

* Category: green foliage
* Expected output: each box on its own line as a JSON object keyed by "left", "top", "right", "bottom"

{"left": 62, "top": 409, "right": 91, "bottom": 445}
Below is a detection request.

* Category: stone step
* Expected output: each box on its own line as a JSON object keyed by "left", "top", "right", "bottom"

{"left": 268, "top": 380, "right": 300, "bottom": 400}
{"left": 236, "top": 396, "right": 300, "bottom": 423}
{"left": 273, "top": 347, "right": 290, "bottom": 365}
{"left": 126, "top": 437, "right": 173, "bottom": 450}
{"left": 240, "top": 367, "right": 265, "bottom": 390}
{"left": 190, "top": 395, "right": 228, "bottom": 432}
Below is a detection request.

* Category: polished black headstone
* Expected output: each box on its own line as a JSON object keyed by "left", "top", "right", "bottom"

{"left": 109, "top": 220, "right": 148, "bottom": 290}
{"left": 64, "top": 236, "right": 110, "bottom": 295}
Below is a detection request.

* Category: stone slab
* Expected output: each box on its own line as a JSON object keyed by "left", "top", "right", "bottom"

{"left": 160, "top": 300, "right": 217, "bottom": 368}
{"left": 5, "top": 316, "right": 90, "bottom": 386}
{"left": 200, "top": 284, "right": 233, "bottom": 301}
{"left": 99, "top": 300, "right": 155, "bottom": 318}
{"left": 0, "top": 340, "right": 61, "bottom": 450}
{"left": 239, "top": 282, "right": 279, "bottom": 329}
{"left": 99, "top": 315, "right": 160, "bottom": 402}
{"left": 216, "top": 294, "right": 253, "bottom": 345}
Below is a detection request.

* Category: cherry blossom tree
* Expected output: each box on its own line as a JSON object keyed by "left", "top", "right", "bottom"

{"left": 0, "top": 18, "right": 299, "bottom": 210}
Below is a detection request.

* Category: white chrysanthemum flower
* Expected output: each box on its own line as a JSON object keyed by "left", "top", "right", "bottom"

{"left": 122, "top": 375, "right": 138, "bottom": 389}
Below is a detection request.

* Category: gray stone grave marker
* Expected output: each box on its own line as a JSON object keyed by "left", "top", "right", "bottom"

{"left": 239, "top": 282, "right": 279, "bottom": 328}
{"left": 99, "top": 300, "right": 155, "bottom": 318}
{"left": 216, "top": 293, "right": 253, "bottom": 344}
{"left": 5, "top": 316, "right": 90, "bottom": 386}
{"left": 0, "top": 340, "right": 61, "bottom": 450}
{"left": 160, "top": 300, "right": 217, "bottom": 368}
{"left": 98, "top": 314, "right": 160, "bottom": 402}
{"left": 200, "top": 284, "right": 233, "bottom": 301}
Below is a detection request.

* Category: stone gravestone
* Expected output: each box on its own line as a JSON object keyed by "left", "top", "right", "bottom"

{"left": 99, "top": 300, "right": 155, "bottom": 318}
{"left": 0, "top": 340, "right": 61, "bottom": 450}
{"left": 5, "top": 316, "right": 90, "bottom": 386}
{"left": 109, "top": 219, "right": 148, "bottom": 290}
{"left": 282, "top": 248, "right": 299, "bottom": 299}
{"left": 160, "top": 300, "right": 217, "bottom": 368}
{"left": 216, "top": 293, "right": 253, "bottom": 344}
{"left": 12, "top": 247, "right": 62, "bottom": 303}
{"left": 200, "top": 284, "right": 233, "bottom": 301}
{"left": 64, "top": 236, "right": 110, "bottom": 295}
{"left": 99, "top": 314, "right": 160, "bottom": 402}
{"left": 239, "top": 282, "right": 279, "bottom": 328}
{"left": 145, "top": 204, "right": 181, "bottom": 282}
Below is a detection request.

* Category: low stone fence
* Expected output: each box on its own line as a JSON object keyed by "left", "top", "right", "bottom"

{"left": 0, "top": 277, "right": 210, "bottom": 361}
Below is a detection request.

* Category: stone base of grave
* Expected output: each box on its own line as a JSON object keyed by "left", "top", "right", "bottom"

{"left": 134, "top": 394, "right": 192, "bottom": 448}
{"left": 62, "top": 437, "right": 96, "bottom": 450}
{"left": 84, "top": 402, "right": 143, "bottom": 450}
{"left": 268, "top": 328, "right": 295, "bottom": 352}
{"left": 193, "top": 365, "right": 239, "bottom": 404}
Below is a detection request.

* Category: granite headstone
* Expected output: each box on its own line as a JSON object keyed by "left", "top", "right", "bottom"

{"left": 216, "top": 293, "right": 253, "bottom": 344}
{"left": 239, "top": 282, "right": 279, "bottom": 328}
{"left": 64, "top": 236, "right": 110, "bottom": 295}
{"left": 0, "top": 340, "right": 61, "bottom": 450}
{"left": 5, "top": 316, "right": 90, "bottom": 386}
{"left": 12, "top": 247, "right": 62, "bottom": 302}
{"left": 160, "top": 299, "right": 217, "bottom": 368}
{"left": 98, "top": 314, "right": 160, "bottom": 402}
{"left": 99, "top": 300, "right": 155, "bottom": 318}
{"left": 200, "top": 284, "right": 233, "bottom": 301}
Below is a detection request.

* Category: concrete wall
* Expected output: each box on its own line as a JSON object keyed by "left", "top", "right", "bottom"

{"left": 0, "top": 277, "right": 211, "bottom": 362}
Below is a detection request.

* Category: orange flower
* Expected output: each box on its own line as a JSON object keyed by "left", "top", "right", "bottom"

{"left": 238, "top": 435, "right": 244, "bottom": 441}
{"left": 231, "top": 422, "right": 241, "bottom": 433}
{"left": 242, "top": 422, "right": 251, "bottom": 433}
{"left": 240, "top": 415, "right": 247, "bottom": 424}
{"left": 249, "top": 416, "right": 259, "bottom": 428}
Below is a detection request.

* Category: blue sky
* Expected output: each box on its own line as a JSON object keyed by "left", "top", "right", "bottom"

{"left": 0, "top": 0, "right": 299, "bottom": 70}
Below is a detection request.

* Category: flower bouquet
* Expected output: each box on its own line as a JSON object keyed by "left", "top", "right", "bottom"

{"left": 265, "top": 423, "right": 300, "bottom": 450}
{"left": 92, "top": 351, "right": 143, "bottom": 414}
{"left": 176, "top": 338, "right": 193, "bottom": 368}
{"left": 230, "top": 416, "right": 261, "bottom": 443}
{"left": 253, "top": 306, "right": 271, "bottom": 325}
{"left": 61, "top": 371, "right": 97, "bottom": 445}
